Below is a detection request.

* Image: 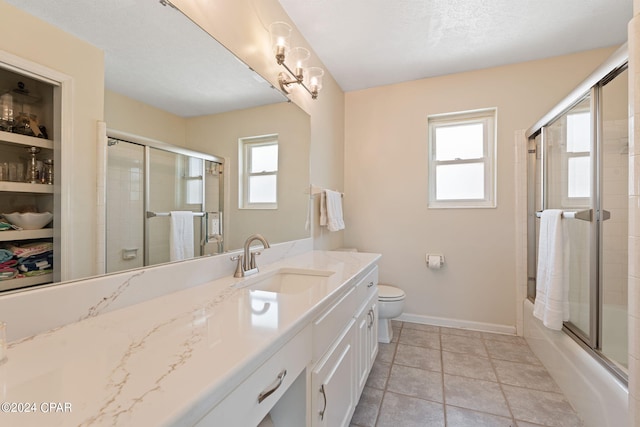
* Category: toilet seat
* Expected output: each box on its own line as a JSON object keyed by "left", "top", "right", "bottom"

{"left": 378, "top": 284, "right": 405, "bottom": 302}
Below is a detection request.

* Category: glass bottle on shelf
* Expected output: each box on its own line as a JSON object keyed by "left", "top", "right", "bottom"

{"left": 44, "top": 159, "right": 53, "bottom": 184}
{"left": 26, "top": 146, "right": 41, "bottom": 184}
{"left": 0, "top": 93, "right": 13, "bottom": 132}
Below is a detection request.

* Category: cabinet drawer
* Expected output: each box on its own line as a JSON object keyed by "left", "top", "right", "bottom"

{"left": 311, "top": 319, "right": 356, "bottom": 427}
{"left": 195, "top": 325, "right": 312, "bottom": 427}
{"left": 354, "top": 266, "right": 378, "bottom": 306}
{"left": 312, "top": 286, "right": 358, "bottom": 361}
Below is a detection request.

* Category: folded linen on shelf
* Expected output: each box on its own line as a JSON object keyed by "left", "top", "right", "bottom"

{"left": 0, "top": 267, "right": 17, "bottom": 280}
{"left": 0, "top": 248, "right": 13, "bottom": 263}
{"left": 18, "top": 251, "right": 53, "bottom": 272}
{"left": 0, "top": 259, "right": 17, "bottom": 269}
{"left": 2, "top": 241, "right": 53, "bottom": 258}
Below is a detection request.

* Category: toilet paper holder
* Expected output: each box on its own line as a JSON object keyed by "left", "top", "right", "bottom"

{"left": 426, "top": 254, "right": 445, "bottom": 268}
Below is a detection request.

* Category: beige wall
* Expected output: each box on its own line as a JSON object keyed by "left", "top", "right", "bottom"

{"left": 105, "top": 91, "right": 312, "bottom": 251}
{"left": 187, "top": 102, "right": 311, "bottom": 250}
{"left": 344, "top": 47, "right": 617, "bottom": 329}
{"left": 104, "top": 90, "right": 187, "bottom": 147}
{"left": 1, "top": 1, "right": 104, "bottom": 280}
{"left": 173, "top": 0, "right": 345, "bottom": 250}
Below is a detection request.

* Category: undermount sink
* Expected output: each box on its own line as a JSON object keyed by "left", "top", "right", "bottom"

{"left": 237, "top": 268, "right": 335, "bottom": 294}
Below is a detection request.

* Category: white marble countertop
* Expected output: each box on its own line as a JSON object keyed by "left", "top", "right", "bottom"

{"left": 0, "top": 250, "right": 380, "bottom": 427}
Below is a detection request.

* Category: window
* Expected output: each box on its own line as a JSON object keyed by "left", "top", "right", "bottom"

{"left": 565, "top": 111, "right": 591, "bottom": 201}
{"left": 239, "top": 135, "right": 279, "bottom": 209}
{"left": 428, "top": 109, "right": 496, "bottom": 208}
{"left": 184, "top": 156, "right": 203, "bottom": 205}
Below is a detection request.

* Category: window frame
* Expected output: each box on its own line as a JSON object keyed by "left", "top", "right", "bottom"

{"left": 427, "top": 108, "right": 497, "bottom": 208}
{"left": 562, "top": 109, "right": 591, "bottom": 208}
{"left": 238, "top": 134, "right": 279, "bottom": 210}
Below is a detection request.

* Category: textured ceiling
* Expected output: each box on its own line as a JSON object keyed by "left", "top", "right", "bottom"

{"left": 7, "top": 0, "right": 633, "bottom": 112}
{"left": 278, "top": 0, "right": 632, "bottom": 92}
{"left": 6, "top": 0, "right": 285, "bottom": 117}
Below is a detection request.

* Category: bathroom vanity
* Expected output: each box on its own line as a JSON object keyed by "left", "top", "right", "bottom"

{"left": 0, "top": 248, "right": 380, "bottom": 426}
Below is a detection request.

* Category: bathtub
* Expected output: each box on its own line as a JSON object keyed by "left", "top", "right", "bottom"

{"left": 523, "top": 300, "right": 628, "bottom": 427}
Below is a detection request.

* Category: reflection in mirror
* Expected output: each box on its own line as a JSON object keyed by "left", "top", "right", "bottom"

{"left": 105, "top": 136, "right": 224, "bottom": 274}
{"left": 2, "top": 0, "right": 311, "bottom": 289}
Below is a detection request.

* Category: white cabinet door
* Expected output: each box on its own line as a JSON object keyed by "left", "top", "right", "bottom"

{"left": 355, "top": 293, "right": 379, "bottom": 396}
{"left": 311, "top": 320, "right": 356, "bottom": 427}
{"left": 367, "top": 298, "right": 379, "bottom": 370}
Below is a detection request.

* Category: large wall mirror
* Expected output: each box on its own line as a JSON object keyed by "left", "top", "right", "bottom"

{"left": 0, "top": 0, "right": 310, "bottom": 291}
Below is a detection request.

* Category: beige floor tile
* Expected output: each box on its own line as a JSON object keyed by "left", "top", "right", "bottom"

{"left": 351, "top": 325, "right": 583, "bottom": 427}
{"left": 483, "top": 332, "right": 528, "bottom": 345}
{"left": 444, "top": 374, "right": 511, "bottom": 417}
{"left": 493, "top": 358, "right": 561, "bottom": 392}
{"left": 442, "top": 351, "right": 497, "bottom": 381}
{"left": 446, "top": 405, "right": 515, "bottom": 427}
{"left": 440, "top": 326, "right": 483, "bottom": 338}
{"left": 365, "top": 360, "right": 390, "bottom": 390}
{"left": 376, "top": 392, "right": 444, "bottom": 427}
{"left": 402, "top": 322, "right": 441, "bottom": 333}
{"left": 394, "top": 343, "right": 441, "bottom": 372}
{"left": 398, "top": 327, "right": 441, "bottom": 350}
{"left": 376, "top": 341, "right": 397, "bottom": 363}
{"left": 503, "top": 385, "right": 583, "bottom": 427}
{"left": 386, "top": 364, "right": 443, "bottom": 402}
{"left": 441, "top": 333, "right": 488, "bottom": 357}
{"left": 350, "top": 386, "right": 383, "bottom": 427}
{"left": 485, "top": 340, "right": 541, "bottom": 364}
{"left": 516, "top": 421, "right": 547, "bottom": 427}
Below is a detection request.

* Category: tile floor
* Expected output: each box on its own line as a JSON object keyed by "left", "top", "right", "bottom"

{"left": 350, "top": 321, "right": 583, "bottom": 427}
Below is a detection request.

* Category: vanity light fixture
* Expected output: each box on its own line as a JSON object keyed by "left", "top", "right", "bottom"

{"left": 269, "top": 22, "right": 323, "bottom": 100}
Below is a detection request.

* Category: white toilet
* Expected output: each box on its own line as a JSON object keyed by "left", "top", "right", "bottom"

{"left": 377, "top": 284, "right": 406, "bottom": 343}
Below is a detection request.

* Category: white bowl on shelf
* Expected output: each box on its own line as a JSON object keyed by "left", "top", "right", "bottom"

{"left": 2, "top": 212, "right": 53, "bottom": 230}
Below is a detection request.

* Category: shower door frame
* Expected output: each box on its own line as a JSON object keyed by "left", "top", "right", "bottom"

{"left": 525, "top": 45, "right": 628, "bottom": 382}
{"left": 106, "top": 129, "right": 225, "bottom": 268}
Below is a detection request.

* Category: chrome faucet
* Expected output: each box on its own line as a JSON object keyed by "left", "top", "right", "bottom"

{"left": 231, "top": 234, "right": 270, "bottom": 277}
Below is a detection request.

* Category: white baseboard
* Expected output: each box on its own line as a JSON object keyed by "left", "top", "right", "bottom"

{"left": 396, "top": 312, "right": 517, "bottom": 335}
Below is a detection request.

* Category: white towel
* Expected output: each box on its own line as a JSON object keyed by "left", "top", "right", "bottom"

{"left": 319, "top": 191, "right": 327, "bottom": 227}
{"left": 320, "top": 189, "right": 345, "bottom": 232}
{"left": 169, "top": 211, "right": 194, "bottom": 261}
{"left": 533, "top": 209, "right": 570, "bottom": 330}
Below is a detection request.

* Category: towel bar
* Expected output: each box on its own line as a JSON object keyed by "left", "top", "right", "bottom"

{"left": 146, "top": 211, "right": 205, "bottom": 218}
{"left": 535, "top": 209, "right": 593, "bottom": 222}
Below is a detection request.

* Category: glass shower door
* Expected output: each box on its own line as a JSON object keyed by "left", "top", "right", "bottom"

{"left": 146, "top": 147, "right": 204, "bottom": 266}
{"left": 543, "top": 95, "right": 595, "bottom": 342}
{"left": 106, "top": 140, "right": 145, "bottom": 273}
{"left": 600, "top": 68, "right": 628, "bottom": 372}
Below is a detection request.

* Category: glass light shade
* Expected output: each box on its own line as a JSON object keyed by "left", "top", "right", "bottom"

{"left": 289, "top": 47, "right": 310, "bottom": 78}
{"left": 306, "top": 67, "right": 324, "bottom": 94}
{"left": 269, "top": 22, "right": 292, "bottom": 57}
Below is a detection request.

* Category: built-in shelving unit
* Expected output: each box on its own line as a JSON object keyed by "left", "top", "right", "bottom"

{"left": 0, "top": 66, "right": 56, "bottom": 292}
{"left": 0, "top": 273, "right": 53, "bottom": 292}
{"left": 0, "top": 130, "right": 53, "bottom": 150}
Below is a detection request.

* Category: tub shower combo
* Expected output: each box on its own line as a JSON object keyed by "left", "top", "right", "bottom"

{"left": 525, "top": 46, "right": 629, "bottom": 425}
{"left": 105, "top": 132, "right": 224, "bottom": 274}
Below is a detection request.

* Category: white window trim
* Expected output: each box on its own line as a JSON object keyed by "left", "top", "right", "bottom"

{"left": 561, "top": 110, "right": 591, "bottom": 208}
{"left": 428, "top": 108, "right": 497, "bottom": 209}
{"left": 238, "top": 134, "right": 278, "bottom": 210}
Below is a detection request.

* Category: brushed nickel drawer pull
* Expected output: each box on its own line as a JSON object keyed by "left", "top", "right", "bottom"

{"left": 258, "top": 369, "right": 287, "bottom": 403}
{"left": 319, "top": 384, "right": 327, "bottom": 420}
{"left": 367, "top": 281, "right": 374, "bottom": 288}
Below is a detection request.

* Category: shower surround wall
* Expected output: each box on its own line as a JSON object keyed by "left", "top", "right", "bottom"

{"left": 106, "top": 141, "right": 145, "bottom": 273}
{"left": 628, "top": 4, "right": 640, "bottom": 424}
